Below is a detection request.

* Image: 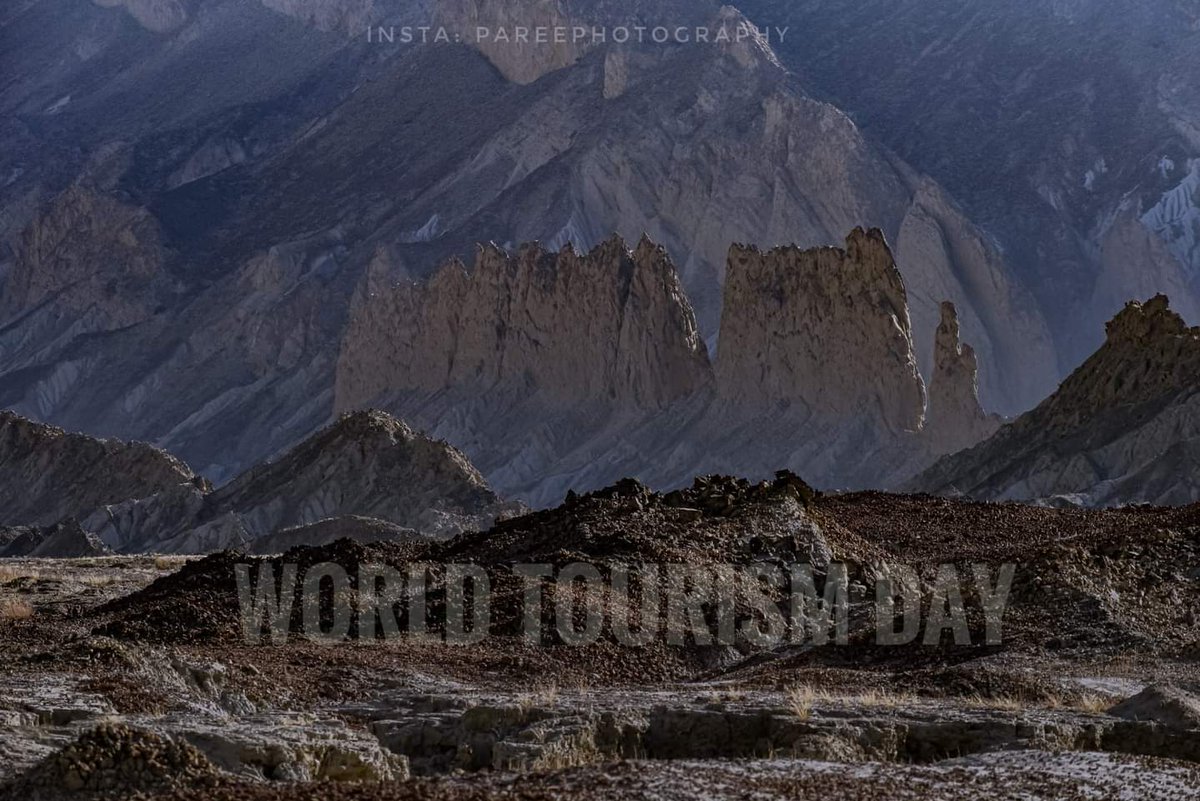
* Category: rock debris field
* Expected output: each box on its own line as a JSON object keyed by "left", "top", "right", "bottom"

{"left": 2, "top": 475, "right": 1199, "bottom": 799}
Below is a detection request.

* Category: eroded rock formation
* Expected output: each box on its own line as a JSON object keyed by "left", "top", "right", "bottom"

{"left": 715, "top": 228, "right": 926, "bottom": 435}
{"left": 914, "top": 295, "right": 1200, "bottom": 505}
{"left": 0, "top": 411, "right": 193, "bottom": 528}
{"left": 1, "top": 186, "right": 167, "bottom": 346}
{"left": 436, "top": 0, "right": 585, "bottom": 83}
{"left": 925, "top": 302, "right": 1000, "bottom": 456}
{"left": 335, "top": 237, "right": 713, "bottom": 413}
{"left": 85, "top": 410, "right": 522, "bottom": 553}
{"left": 334, "top": 231, "right": 997, "bottom": 503}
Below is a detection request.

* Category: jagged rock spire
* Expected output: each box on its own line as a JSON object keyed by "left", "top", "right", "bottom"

{"left": 925, "top": 302, "right": 999, "bottom": 455}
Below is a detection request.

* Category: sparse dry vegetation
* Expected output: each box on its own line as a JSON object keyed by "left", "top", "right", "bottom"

{"left": 0, "top": 598, "right": 34, "bottom": 620}
{"left": 787, "top": 686, "right": 815, "bottom": 720}
{"left": 787, "top": 685, "right": 915, "bottom": 719}
{"left": 0, "top": 564, "right": 37, "bottom": 583}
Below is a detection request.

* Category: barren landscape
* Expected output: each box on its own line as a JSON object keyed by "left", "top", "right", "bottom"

{"left": 4, "top": 0, "right": 1200, "bottom": 798}
{"left": 3, "top": 477, "right": 1199, "bottom": 799}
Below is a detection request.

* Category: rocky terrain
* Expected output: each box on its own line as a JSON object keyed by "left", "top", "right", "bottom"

{"left": 0, "top": 0, "right": 1066, "bottom": 502}
{"left": 82, "top": 410, "right": 523, "bottom": 554}
{"left": 0, "top": 411, "right": 193, "bottom": 528}
{"left": 716, "top": 228, "right": 925, "bottom": 435}
{"left": 337, "top": 229, "right": 993, "bottom": 505}
{"left": 744, "top": 0, "right": 1200, "bottom": 370}
{"left": 0, "top": 408, "right": 519, "bottom": 555}
{"left": 1, "top": 479, "right": 1198, "bottom": 798}
{"left": 915, "top": 295, "right": 1200, "bottom": 506}
{"left": 924, "top": 303, "right": 1001, "bottom": 457}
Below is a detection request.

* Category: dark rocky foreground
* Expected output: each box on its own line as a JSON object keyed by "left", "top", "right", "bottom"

{"left": 1, "top": 479, "right": 1198, "bottom": 799}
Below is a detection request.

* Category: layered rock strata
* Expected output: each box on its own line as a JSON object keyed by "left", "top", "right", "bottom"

{"left": 915, "top": 295, "right": 1200, "bottom": 505}
{"left": 0, "top": 411, "right": 193, "bottom": 528}
{"left": 84, "top": 410, "right": 522, "bottom": 553}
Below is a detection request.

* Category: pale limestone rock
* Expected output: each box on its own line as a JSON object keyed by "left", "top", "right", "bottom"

{"left": 914, "top": 295, "right": 1200, "bottom": 505}
{"left": 925, "top": 302, "right": 1000, "bottom": 456}
{"left": 436, "top": 0, "right": 584, "bottom": 84}
{"left": 603, "top": 50, "right": 628, "bottom": 100}
{"left": 715, "top": 228, "right": 926, "bottom": 435}
{"left": 335, "top": 237, "right": 713, "bottom": 413}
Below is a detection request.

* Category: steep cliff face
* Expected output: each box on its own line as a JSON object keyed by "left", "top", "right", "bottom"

{"left": 334, "top": 230, "right": 1001, "bottom": 504}
{"left": 1, "top": 186, "right": 167, "bottom": 338}
{"left": 335, "top": 236, "right": 713, "bottom": 413}
{"left": 0, "top": 411, "right": 194, "bottom": 528}
{"left": 914, "top": 295, "right": 1200, "bottom": 505}
{"left": 924, "top": 302, "right": 1000, "bottom": 456}
{"left": 715, "top": 228, "right": 926, "bottom": 435}
{"left": 85, "top": 410, "right": 523, "bottom": 553}
{"left": 435, "top": 0, "right": 585, "bottom": 83}
{"left": 740, "top": 0, "right": 1200, "bottom": 372}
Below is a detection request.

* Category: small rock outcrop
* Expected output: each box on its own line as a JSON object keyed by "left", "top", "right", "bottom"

{"left": 913, "top": 295, "right": 1200, "bottom": 505}
{"left": 1110, "top": 686, "right": 1200, "bottom": 731}
{"left": 335, "top": 237, "right": 713, "bottom": 413}
{"left": 4, "top": 724, "right": 218, "bottom": 799}
{"left": 924, "top": 302, "right": 1000, "bottom": 455}
{"left": 715, "top": 228, "right": 926, "bottom": 434}
{"left": 0, "top": 520, "right": 111, "bottom": 559}
{"left": 85, "top": 411, "right": 523, "bottom": 553}
{"left": 0, "top": 411, "right": 194, "bottom": 528}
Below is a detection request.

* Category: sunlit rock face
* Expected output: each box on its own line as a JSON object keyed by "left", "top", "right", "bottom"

{"left": 915, "top": 295, "right": 1200, "bottom": 506}
{"left": 715, "top": 228, "right": 926, "bottom": 436}
{"left": 335, "top": 236, "right": 712, "bottom": 414}
{"left": 924, "top": 302, "right": 1000, "bottom": 457}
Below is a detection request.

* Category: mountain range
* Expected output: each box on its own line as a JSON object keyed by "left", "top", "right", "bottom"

{"left": 1, "top": 0, "right": 1198, "bottom": 510}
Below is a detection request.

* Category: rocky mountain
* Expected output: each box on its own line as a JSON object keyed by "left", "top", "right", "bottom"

{"left": 924, "top": 303, "right": 1001, "bottom": 457}
{"left": 0, "top": 519, "right": 110, "bottom": 559}
{"left": 0, "top": 411, "right": 193, "bottom": 528}
{"left": 716, "top": 228, "right": 925, "bottom": 434}
{"left": 83, "top": 410, "right": 522, "bottom": 553}
{"left": 0, "top": 0, "right": 1058, "bottom": 498}
{"left": 336, "top": 235, "right": 711, "bottom": 413}
{"left": 742, "top": 0, "right": 1200, "bottom": 371}
{"left": 340, "top": 228, "right": 994, "bottom": 505}
{"left": 248, "top": 515, "right": 428, "bottom": 555}
{"left": 914, "top": 295, "right": 1200, "bottom": 506}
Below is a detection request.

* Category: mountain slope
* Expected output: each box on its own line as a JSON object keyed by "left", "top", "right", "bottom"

{"left": 0, "top": 410, "right": 194, "bottom": 527}
{"left": 913, "top": 295, "right": 1200, "bottom": 506}
{"left": 341, "top": 229, "right": 994, "bottom": 505}
{"left": 742, "top": 0, "right": 1200, "bottom": 370}
{"left": 84, "top": 410, "right": 523, "bottom": 553}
